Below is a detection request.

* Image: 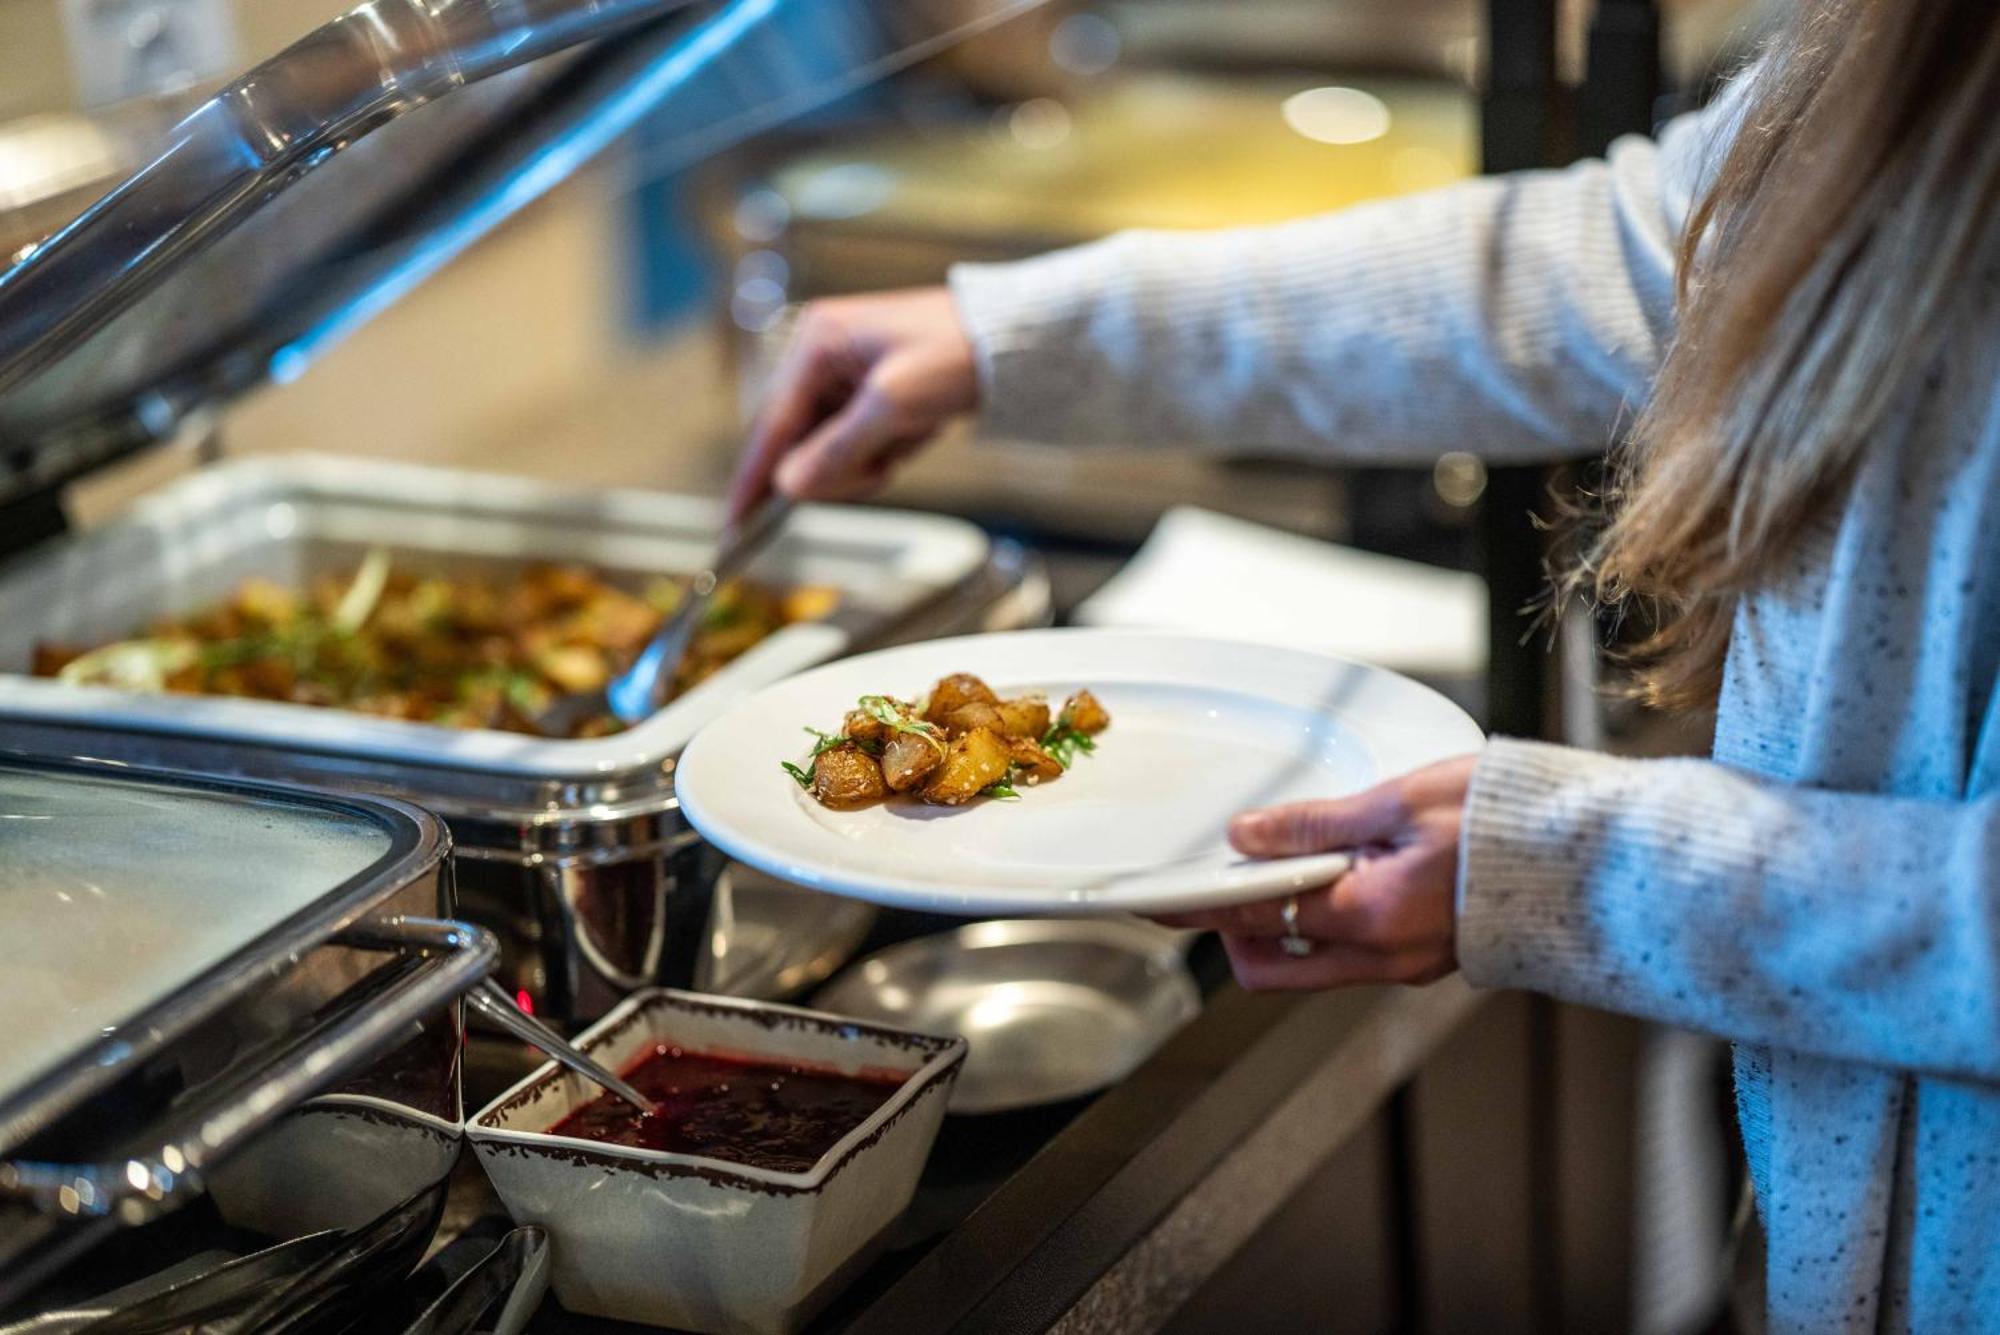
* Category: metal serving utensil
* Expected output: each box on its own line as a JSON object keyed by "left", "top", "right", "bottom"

{"left": 532, "top": 496, "right": 796, "bottom": 738}
{"left": 400, "top": 1224, "right": 550, "bottom": 1335}
{"left": 464, "top": 980, "right": 658, "bottom": 1116}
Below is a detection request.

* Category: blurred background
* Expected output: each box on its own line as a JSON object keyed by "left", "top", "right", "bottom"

{"left": 2, "top": 0, "right": 1777, "bottom": 554}
{"left": 0, "top": 2, "right": 1789, "bottom": 1330}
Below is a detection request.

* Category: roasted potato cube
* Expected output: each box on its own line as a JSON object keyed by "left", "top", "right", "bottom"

{"left": 781, "top": 586, "right": 841, "bottom": 623}
{"left": 925, "top": 673, "right": 999, "bottom": 724}
{"left": 995, "top": 696, "right": 1051, "bottom": 740}
{"left": 31, "top": 644, "right": 82, "bottom": 676}
{"left": 843, "top": 707, "right": 891, "bottom": 746}
{"left": 812, "top": 744, "right": 888, "bottom": 809}
{"left": 941, "top": 701, "right": 1005, "bottom": 737}
{"left": 1006, "top": 735, "right": 1063, "bottom": 782}
{"left": 536, "top": 644, "right": 611, "bottom": 693}
{"left": 882, "top": 730, "right": 947, "bottom": 792}
{"left": 921, "top": 726, "right": 1013, "bottom": 806}
{"left": 1062, "top": 689, "right": 1111, "bottom": 735}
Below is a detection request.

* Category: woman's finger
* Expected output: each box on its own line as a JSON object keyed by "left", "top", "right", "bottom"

{"left": 727, "top": 325, "right": 853, "bottom": 522}
{"left": 1153, "top": 871, "right": 1373, "bottom": 939}
{"left": 1161, "top": 847, "right": 1443, "bottom": 947}
{"left": 1228, "top": 781, "right": 1411, "bottom": 858}
{"left": 771, "top": 382, "right": 899, "bottom": 500}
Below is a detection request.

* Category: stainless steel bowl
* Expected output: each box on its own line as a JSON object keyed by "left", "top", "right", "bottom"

{"left": 696, "top": 864, "right": 879, "bottom": 1000}
{"left": 814, "top": 919, "right": 1200, "bottom": 1115}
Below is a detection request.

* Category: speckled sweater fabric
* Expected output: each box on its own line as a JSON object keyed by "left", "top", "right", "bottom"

{"left": 947, "top": 65, "right": 2000, "bottom": 1333}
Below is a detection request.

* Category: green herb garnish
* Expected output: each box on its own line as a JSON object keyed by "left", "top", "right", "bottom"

{"left": 502, "top": 671, "right": 548, "bottom": 716}
{"left": 785, "top": 726, "right": 882, "bottom": 789}
{"left": 983, "top": 779, "right": 1021, "bottom": 801}
{"left": 858, "top": 694, "right": 946, "bottom": 757}
{"left": 702, "top": 598, "right": 746, "bottom": 631}
{"left": 807, "top": 725, "right": 880, "bottom": 757}
{"left": 1041, "top": 721, "right": 1098, "bottom": 770}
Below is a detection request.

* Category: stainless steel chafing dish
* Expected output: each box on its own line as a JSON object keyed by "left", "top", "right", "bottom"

{"left": 0, "top": 0, "right": 1053, "bottom": 1026}
{"left": 0, "top": 752, "right": 496, "bottom": 1310}
{"left": 0, "top": 456, "right": 1043, "bottom": 1023}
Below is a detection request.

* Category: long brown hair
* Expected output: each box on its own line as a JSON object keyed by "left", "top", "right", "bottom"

{"left": 1581, "top": 0, "right": 2000, "bottom": 707}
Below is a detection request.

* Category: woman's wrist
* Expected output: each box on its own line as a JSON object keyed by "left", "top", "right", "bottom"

{"left": 1454, "top": 737, "right": 1630, "bottom": 993}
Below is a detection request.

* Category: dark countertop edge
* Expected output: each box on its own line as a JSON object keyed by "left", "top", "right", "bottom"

{"left": 843, "top": 976, "right": 1484, "bottom": 1334}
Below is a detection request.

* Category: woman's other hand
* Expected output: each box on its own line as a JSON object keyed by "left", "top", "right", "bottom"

{"left": 1157, "top": 756, "right": 1477, "bottom": 990}
{"left": 726, "top": 287, "right": 977, "bottom": 523}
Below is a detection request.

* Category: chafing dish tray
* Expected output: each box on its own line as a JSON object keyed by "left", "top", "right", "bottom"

{"left": 0, "top": 454, "right": 988, "bottom": 783}
{"left": 0, "top": 751, "right": 496, "bottom": 1309}
{"left": 0, "top": 455, "right": 1038, "bottom": 1024}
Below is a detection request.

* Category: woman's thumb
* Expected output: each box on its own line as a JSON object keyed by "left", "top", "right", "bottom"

{"left": 1229, "top": 783, "right": 1406, "bottom": 857}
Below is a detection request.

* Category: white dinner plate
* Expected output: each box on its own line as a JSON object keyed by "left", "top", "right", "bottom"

{"left": 674, "top": 630, "right": 1484, "bottom": 916}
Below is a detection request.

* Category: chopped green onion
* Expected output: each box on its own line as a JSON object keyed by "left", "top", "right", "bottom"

{"left": 859, "top": 694, "right": 946, "bottom": 757}
{"left": 333, "top": 546, "right": 392, "bottom": 632}
{"left": 504, "top": 672, "right": 549, "bottom": 715}
{"left": 805, "top": 726, "right": 879, "bottom": 760}
{"left": 781, "top": 760, "right": 815, "bottom": 788}
{"left": 1040, "top": 721, "right": 1097, "bottom": 770}
{"left": 56, "top": 638, "right": 200, "bottom": 691}
{"left": 983, "top": 779, "right": 1021, "bottom": 801}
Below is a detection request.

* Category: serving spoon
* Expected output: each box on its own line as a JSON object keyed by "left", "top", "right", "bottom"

{"left": 531, "top": 496, "right": 796, "bottom": 738}
{"left": 464, "top": 980, "right": 658, "bottom": 1116}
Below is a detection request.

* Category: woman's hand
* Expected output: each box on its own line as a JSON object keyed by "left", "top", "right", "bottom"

{"left": 1158, "top": 756, "right": 1478, "bottom": 991}
{"left": 727, "top": 286, "right": 978, "bottom": 523}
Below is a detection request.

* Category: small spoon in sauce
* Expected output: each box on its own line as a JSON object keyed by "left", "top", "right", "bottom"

{"left": 465, "top": 979, "right": 659, "bottom": 1117}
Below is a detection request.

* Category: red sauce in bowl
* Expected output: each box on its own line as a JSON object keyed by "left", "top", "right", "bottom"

{"left": 549, "top": 1045, "right": 911, "bottom": 1173}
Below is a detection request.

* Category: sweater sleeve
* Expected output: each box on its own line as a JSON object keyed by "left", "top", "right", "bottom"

{"left": 947, "top": 72, "right": 1755, "bottom": 465}
{"left": 1459, "top": 738, "right": 2000, "bottom": 1084}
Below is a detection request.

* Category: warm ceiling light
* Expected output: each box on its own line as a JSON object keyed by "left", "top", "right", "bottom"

{"left": 1281, "top": 86, "right": 1392, "bottom": 146}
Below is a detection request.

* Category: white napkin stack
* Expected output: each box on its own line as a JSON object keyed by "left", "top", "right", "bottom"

{"left": 1073, "top": 506, "right": 1487, "bottom": 678}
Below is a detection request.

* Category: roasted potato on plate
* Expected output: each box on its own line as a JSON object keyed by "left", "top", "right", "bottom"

{"left": 939, "top": 701, "right": 1004, "bottom": 737}
{"left": 1006, "top": 735, "right": 1063, "bottom": 782}
{"left": 925, "top": 673, "right": 999, "bottom": 723}
{"left": 922, "top": 726, "right": 1014, "bottom": 806}
{"left": 883, "top": 730, "right": 947, "bottom": 792}
{"left": 844, "top": 706, "right": 893, "bottom": 746}
{"left": 1061, "top": 689, "right": 1111, "bottom": 735}
{"left": 787, "top": 676, "right": 1109, "bottom": 809}
{"left": 996, "top": 696, "right": 1052, "bottom": 739}
{"left": 812, "top": 743, "right": 889, "bottom": 809}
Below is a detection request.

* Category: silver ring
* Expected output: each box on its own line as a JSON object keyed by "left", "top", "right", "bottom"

{"left": 1280, "top": 895, "right": 1314, "bottom": 957}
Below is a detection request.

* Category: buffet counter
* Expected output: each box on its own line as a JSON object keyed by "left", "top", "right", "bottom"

{"left": 480, "top": 943, "right": 1493, "bottom": 1334}
{"left": 440, "top": 537, "right": 1513, "bottom": 1334}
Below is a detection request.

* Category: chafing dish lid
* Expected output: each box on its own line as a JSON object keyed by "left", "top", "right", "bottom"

{"left": 0, "top": 0, "right": 1044, "bottom": 510}
{"left": 0, "top": 753, "right": 439, "bottom": 1148}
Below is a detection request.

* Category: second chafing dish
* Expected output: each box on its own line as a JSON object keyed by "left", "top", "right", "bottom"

{"left": 0, "top": 752, "right": 495, "bottom": 1310}
{"left": 0, "top": 454, "right": 1047, "bottom": 1025}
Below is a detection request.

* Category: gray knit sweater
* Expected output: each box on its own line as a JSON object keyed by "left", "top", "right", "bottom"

{"left": 948, "top": 66, "right": 2000, "bottom": 1333}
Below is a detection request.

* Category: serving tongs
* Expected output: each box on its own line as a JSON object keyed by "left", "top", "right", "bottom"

{"left": 4, "top": 1188, "right": 550, "bottom": 1335}
{"left": 3, "top": 1179, "right": 447, "bottom": 1335}
{"left": 531, "top": 496, "right": 796, "bottom": 738}
{"left": 464, "top": 980, "right": 657, "bottom": 1115}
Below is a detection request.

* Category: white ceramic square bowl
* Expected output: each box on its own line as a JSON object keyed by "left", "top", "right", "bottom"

{"left": 467, "top": 988, "right": 965, "bottom": 1334}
